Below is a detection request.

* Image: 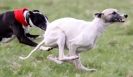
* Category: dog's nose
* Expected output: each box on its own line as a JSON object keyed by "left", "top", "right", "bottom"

{"left": 124, "top": 14, "right": 128, "bottom": 18}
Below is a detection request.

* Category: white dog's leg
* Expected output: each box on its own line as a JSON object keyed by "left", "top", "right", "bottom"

{"left": 57, "top": 32, "right": 78, "bottom": 61}
{"left": 47, "top": 54, "right": 63, "bottom": 64}
{"left": 56, "top": 32, "right": 65, "bottom": 60}
{"left": 72, "top": 54, "right": 96, "bottom": 72}
{"left": 68, "top": 43, "right": 96, "bottom": 71}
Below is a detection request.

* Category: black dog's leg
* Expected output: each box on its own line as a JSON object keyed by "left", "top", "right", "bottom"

{"left": 26, "top": 33, "right": 39, "bottom": 39}
{"left": 0, "top": 36, "right": 2, "bottom": 41}
{"left": 11, "top": 24, "right": 37, "bottom": 47}
{"left": 18, "top": 34, "right": 37, "bottom": 47}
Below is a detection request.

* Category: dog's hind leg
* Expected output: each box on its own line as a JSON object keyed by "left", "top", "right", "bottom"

{"left": 57, "top": 32, "right": 78, "bottom": 61}
{"left": 68, "top": 42, "right": 96, "bottom": 71}
{"left": 1, "top": 35, "right": 15, "bottom": 43}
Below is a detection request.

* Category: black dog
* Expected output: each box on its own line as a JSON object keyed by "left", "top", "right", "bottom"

{"left": 0, "top": 8, "right": 48, "bottom": 47}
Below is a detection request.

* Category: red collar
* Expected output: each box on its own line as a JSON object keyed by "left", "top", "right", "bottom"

{"left": 14, "top": 8, "right": 29, "bottom": 27}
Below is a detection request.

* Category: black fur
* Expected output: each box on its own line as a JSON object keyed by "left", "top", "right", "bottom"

{"left": 95, "top": 13, "right": 103, "bottom": 18}
{"left": 0, "top": 10, "right": 47, "bottom": 47}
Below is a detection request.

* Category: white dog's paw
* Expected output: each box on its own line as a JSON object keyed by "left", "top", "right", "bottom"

{"left": 47, "top": 54, "right": 63, "bottom": 64}
{"left": 58, "top": 55, "right": 79, "bottom": 61}
{"left": 82, "top": 68, "right": 96, "bottom": 72}
{"left": 79, "top": 66, "right": 97, "bottom": 72}
{"left": 40, "top": 46, "right": 53, "bottom": 51}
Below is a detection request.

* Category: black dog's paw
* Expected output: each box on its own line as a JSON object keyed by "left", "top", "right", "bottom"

{"left": 26, "top": 33, "right": 39, "bottom": 39}
{"left": 30, "top": 35, "right": 39, "bottom": 39}
{"left": 0, "top": 37, "right": 2, "bottom": 41}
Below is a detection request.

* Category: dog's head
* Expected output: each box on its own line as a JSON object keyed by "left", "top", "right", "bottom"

{"left": 95, "top": 8, "right": 128, "bottom": 23}
{"left": 25, "top": 10, "right": 48, "bottom": 30}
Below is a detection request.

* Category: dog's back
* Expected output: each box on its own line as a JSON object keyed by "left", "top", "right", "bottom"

{"left": 0, "top": 11, "right": 14, "bottom": 38}
{"left": 45, "top": 17, "right": 90, "bottom": 40}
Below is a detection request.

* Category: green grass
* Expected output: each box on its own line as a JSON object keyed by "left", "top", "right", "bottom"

{"left": 0, "top": 0, "right": 133, "bottom": 77}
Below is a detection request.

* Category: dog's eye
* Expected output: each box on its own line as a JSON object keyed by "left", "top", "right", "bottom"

{"left": 112, "top": 12, "right": 116, "bottom": 15}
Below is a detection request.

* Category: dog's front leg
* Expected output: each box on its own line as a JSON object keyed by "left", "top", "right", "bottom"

{"left": 0, "top": 36, "right": 2, "bottom": 41}
{"left": 72, "top": 53, "right": 96, "bottom": 72}
{"left": 68, "top": 44, "right": 88, "bottom": 71}
{"left": 17, "top": 34, "right": 37, "bottom": 47}
{"left": 68, "top": 43, "right": 96, "bottom": 71}
{"left": 26, "top": 33, "right": 39, "bottom": 39}
{"left": 11, "top": 24, "right": 37, "bottom": 47}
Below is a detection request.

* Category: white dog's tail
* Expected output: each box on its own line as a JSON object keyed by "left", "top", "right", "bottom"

{"left": 19, "top": 39, "right": 45, "bottom": 60}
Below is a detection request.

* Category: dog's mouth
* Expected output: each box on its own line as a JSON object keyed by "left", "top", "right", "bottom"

{"left": 108, "top": 14, "right": 128, "bottom": 23}
{"left": 117, "top": 18, "right": 125, "bottom": 22}
{"left": 110, "top": 17, "right": 127, "bottom": 23}
{"left": 114, "top": 14, "right": 128, "bottom": 23}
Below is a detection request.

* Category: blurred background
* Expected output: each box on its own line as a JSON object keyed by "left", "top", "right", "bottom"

{"left": 0, "top": 0, "right": 133, "bottom": 77}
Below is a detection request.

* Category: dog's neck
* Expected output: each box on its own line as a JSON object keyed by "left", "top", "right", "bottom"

{"left": 91, "top": 17, "right": 110, "bottom": 33}
{"left": 87, "top": 17, "right": 110, "bottom": 40}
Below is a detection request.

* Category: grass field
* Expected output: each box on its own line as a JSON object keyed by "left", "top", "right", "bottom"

{"left": 0, "top": 0, "right": 133, "bottom": 77}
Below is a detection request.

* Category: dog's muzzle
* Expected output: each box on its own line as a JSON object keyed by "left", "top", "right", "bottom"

{"left": 112, "top": 14, "right": 128, "bottom": 23}
{"left": 119, "top": 14, "right": 128, "bottom": 22}
{"left": 114, "top": 14, "right": 128, "bottom": 22}
{"left": 39, "top": 23, "right": 47, "bottom": 30}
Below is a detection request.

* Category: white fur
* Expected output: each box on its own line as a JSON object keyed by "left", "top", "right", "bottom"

{"left": 29, "top": 18, "right": 35, "bottom": 27}
{"left": 1, "top": 35, "right": 15, "bottom": 43}
{"left": 23, "top": 10, "right": 29, "bottom": 21}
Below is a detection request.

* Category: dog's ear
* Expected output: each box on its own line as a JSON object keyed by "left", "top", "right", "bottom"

{"left": 32, "top": 10, "right": 40, "bottom": 13}
{"left": 95, "top": 13, "right": 103, "bottom": 18}
{"left": 29, "top": 11, "right": 34, "bottom": 15}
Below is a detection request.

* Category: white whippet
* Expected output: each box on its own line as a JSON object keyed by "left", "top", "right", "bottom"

{"left": 20, "top": 8, "right": 128, "bottom": 71}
